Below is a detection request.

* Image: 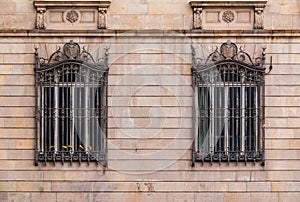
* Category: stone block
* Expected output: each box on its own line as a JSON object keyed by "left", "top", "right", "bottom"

{"left": 271, "top": 14, "right": 292, "bottom": 29}
{"left": 265, "top": 160, "right": 300, "bottom": 170}
{"left": 0, "top": 192, "right": 8, "bottom": 202}
{"left": 293, "top": 15, "right": 300, "bottom": 29}
{"left": 265, "top": 97, "right": 300, "bottom": 107}
{"left": 0, "top": 44, "right": 26, "bottom": 54}
{"left": 265, "top": 150, "right": 300, "bottom": 160}
{"left": 148, "top": 3, "right": 191, "bottom": 15}
{"left": 127, "top": 3, "right": 148, "bottom": 14}
{"left": 65, "top": 171, "right": 87, "bottom": 181}
{"left": 109, "top": 97, "right": 192, "bottom": 107}
{"left": 0, "top": 107, "right": 34, "bottom": 117}
{"left": 272, "top": 182, "right": 300, "bottom": 192}
{"left": 57, "top": 193, "right": 84, "bottom": 202}
{"left": 31, "top": 193, "right": 57, "bottom": 202}
{"left": 266, "top": 75, "right": 300, "bottom": 85}
{"left": 246, "top": 182, "right": 271, "bottom": 192}
{"left": 0, "top": 128, "right": 34, "bottom": 139}
{"left": 266, "top": 118, "right": 300, "bottom": 128}
{"left": 214, "top": 182, "right": 228, "bottom": 191}
{"left": 53, "top": 182, "right": 93, "bottom": 192}
{"left": 1, "top": 14, "right": 35, "bottom": 30}
{"left": 0, "top": 3, "right": 15, "bottom": 15}
{"left": 0, "top": 182, "right": 16, "bottom": 192}
{"left": 228, "top": 182, "right": 247, "bottom": 192}
{"left": 280, "top": 3, "right": 300, "bottom": 15}
{"left": 236, "top": 171, "right": 251, "bottom": 181}
{"left": 266, "top": 44, "right": 300, "bottom": 54}
{"left": 224, "top": 193, "right": 250, "bottom": 202}
{"left": 109, "top": 64, "right": 191, "bottom": 75}
{"left": 108, "top": 106, "right": 191, "bottom": 118}
{"left": 0, "top": 86, "right": 34, "bottom": 96}
{"left": 108, "top": 14, "right": 185, "bottom": 30}
{"left": 250, "top": 193, "right": 278, "bottom": 202}
{"left": 7, "top": 193, "right": 33, "bottom": 202}
{"left": 15, "top": 2, "right": 35, "bottom": 14}
{"left": 195, "top": 193, "right": 224, "bottom": 202}
{"left": 15, "top": 182, "right": 51, "bottom": 192}
{"left": 108, "top": 138, "right": 192, "bottom": 150}
{"left": 266, "top": 107, "right": 300, "bottom": 117}
{"left": 108, "top": 128, "right": 191, "bottom": 139}
{"left": 108, "top": 2, "right": 127, "bottom": 14}
{"left": 0, "top": 75, "right": 34, "bottom": 86}
{"left": 279, "top": 193, "right": 300, "bottom": 202}
{"left": 108, "top": 117, "right": 192, "bottom": 128}
{"left": 6, "top": 150, "right": 33, "bottom": 160}
{"left": 266, "top": 139, "right": 300, "bottom": 150}
{"left": 43, "top": 171, "right": 65, "bottom": 181}
{"left": 3, "top": 117, "right": 34, "bottom": 128}
{"left": 3, "top": 54, "right": 34, "bottom": 64}
{"left": 109, "top": 85, "right": 193, "bottom": 97}
{"left": 250, "top": 171, "right": 267, "bottom": 181}
{"left": 267, "top": 171, "right": 300, "bottom": 181}
{"left": 0, "top": 139, "right": 34, "bottom": 149}
{"left": 109, "top": 75, "right": 191, "bottom": 86}
{"left": 0, "top": 65, "right": 34, "bottom": 75}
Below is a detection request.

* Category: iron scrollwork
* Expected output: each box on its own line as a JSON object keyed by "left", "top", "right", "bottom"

{"left": 34, "top": 41, "right": 109, "bottom": 166}
{"left": 191, "top": 41, "right": 272, "bottom": 166}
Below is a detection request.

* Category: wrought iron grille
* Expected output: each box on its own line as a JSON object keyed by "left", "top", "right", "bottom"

{"left": 191, "top": 41, "right": 272, "bottom": 166}
{"left": 34, "top": 41, "right": 109, "bottom": 166}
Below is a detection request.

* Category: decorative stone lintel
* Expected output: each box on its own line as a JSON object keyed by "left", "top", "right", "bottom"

{"left": 33, "top": 1, "right": 111, "bottom": 30}
{"left": 189, "top": 1, "right": 268, "bottom": 30}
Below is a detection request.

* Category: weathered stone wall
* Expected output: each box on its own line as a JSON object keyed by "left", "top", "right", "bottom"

{"left": 1, "top": 0, "right": 300, "bottom": 30}
{"left": 0, "top": 0, "right": 299, "bottom": 201}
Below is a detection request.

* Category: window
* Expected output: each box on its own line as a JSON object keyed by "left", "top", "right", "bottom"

{"left": 34, "top": 41, "right": 109, "bottom": 166}
{"left": 192, "top": 41, "right": 271, "bottom": 166}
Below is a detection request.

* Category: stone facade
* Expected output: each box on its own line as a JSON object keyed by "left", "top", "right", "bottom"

{"left": 0, "top": 0, "right": 300, "bottom": 201}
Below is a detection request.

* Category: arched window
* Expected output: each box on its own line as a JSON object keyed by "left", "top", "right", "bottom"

{"left": 34, "top": 41, "right": 109, "bottom": 166}
{"left": 192, "top": 41, "right": 271, "bottom": 166}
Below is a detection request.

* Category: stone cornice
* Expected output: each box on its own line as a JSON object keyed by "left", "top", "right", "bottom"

{"left": 0, "top": 30, "right": 299, "bottom": 38}
{"left": 189, "top": 1, "right": 268, "bottom": 30}
{"left": 189, "top": 1, "right": 268, "bottom": 8}
{"left": 33, "top": 0, "right": 111, "bottom": 30}
{"left": 33, "top": 1, "right": 111, "bottom": 8}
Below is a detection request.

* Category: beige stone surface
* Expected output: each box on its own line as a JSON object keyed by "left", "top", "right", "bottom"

{"left": 279, "top": 193, "right": 300, "bottom": 202}
{"left": 251, "top": 193, "right": 279, "bottom": 202}
{"left": 0, "top": 1, "right": 299, "bottom": 200}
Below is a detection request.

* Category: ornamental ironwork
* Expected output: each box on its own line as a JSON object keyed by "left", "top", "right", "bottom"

{"left": 191, "top": 40, "right": 272, "bottom": 166}
{"left": 34, "top": 40, "right": 109, "bottom": 166}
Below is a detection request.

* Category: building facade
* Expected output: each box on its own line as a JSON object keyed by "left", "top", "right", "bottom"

{"left": 0, "top": 0, "right": 299, "bottom": 201}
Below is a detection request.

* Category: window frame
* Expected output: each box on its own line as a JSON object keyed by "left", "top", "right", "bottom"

{"left": 191, "top": 41, "right": 271, "bottom": 166}
{"left": 34, "top": 41, "right": 109, "bottom": 166}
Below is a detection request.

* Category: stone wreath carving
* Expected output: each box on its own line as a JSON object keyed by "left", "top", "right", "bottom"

{"left": 64, "top": 10, "right": 80, "bottom": 23}
{"left": 222, "top": 10, "right": 235, "bottom": 23}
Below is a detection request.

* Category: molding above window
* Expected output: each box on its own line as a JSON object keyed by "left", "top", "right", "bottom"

{"left": 189, "top": 1, "right": 268, "bottom": 30}
{"left": 33, "top": 0, "right": 111, "bottom": 30}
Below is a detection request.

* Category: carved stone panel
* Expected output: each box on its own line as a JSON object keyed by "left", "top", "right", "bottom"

{"left": 190, "top": 1, "right": 267, "bottom": 30}
{"left": 203, "top": 8, "right": 253, "bottom": 30}
{"left": 34, "top": 1, "right": 111, "bottom": 30}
